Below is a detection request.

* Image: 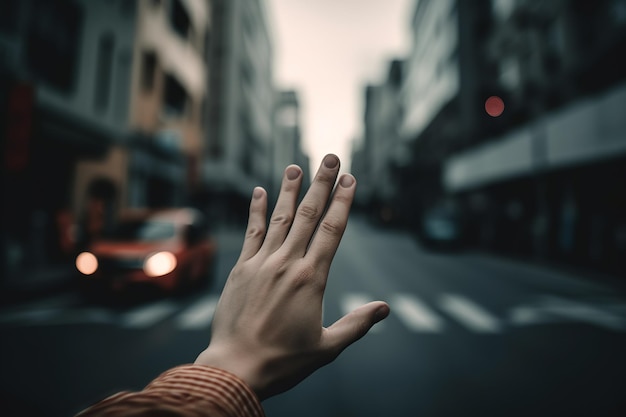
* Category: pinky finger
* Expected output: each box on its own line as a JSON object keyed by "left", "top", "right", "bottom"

{"left": 238, "top": 187, "right": 268, "bottom": 261}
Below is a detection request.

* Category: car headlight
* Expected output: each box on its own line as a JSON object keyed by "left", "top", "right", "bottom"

{"left": 143, "top": 251, "right": 177, "bottom": 277}
{"left": 76, "top": 252, "right": 98, "bottom": 275}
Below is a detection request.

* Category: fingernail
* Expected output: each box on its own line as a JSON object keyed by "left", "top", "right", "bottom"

{"left": 339, "top": 174, "right": 355, "bottom": 188}
{"left": 253, "top": 187, "right": 264, "bottom": 199}
{"left": 374, "top": 305, "right": 390, "bottom": 323}
{"left": 286, "top": 166, "right": 300, "bottom": 180}
{"left": 323, "top": 154, "right": 339, "bottom": 169}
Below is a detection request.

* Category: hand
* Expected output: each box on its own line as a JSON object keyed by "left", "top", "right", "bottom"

{"left": 195, "top": 154, "right": 390, "bottom": 400}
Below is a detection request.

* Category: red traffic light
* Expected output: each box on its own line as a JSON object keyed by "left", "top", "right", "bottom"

{"left": 485, "top": 96, "right": 505, "bottom": 117}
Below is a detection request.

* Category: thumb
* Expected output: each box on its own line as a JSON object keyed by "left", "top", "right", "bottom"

{"left": 323, "top": 301, "right": 390, "bottom": 355}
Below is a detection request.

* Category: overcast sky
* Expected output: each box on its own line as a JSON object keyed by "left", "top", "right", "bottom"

{"left": 264, "top": 0, "right": 413, "bottom": 176}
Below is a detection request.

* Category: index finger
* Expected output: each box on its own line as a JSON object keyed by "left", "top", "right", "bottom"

{"left": 305, "top": 174, "right": 356, "bottom": 274}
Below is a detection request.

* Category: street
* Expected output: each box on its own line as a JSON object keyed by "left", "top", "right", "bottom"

{"left": 1, "top": 217, "right": 625, "bottom": 417}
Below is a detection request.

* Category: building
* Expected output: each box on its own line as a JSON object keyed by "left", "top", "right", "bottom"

{"left": 395, "top": 0, "right": 494, "bottom": 230}
{"left": 1, "top": 0, "right": 136, "bottom": 289}
{"left": 77, "top": 0, "right": 211, "bottom": 215}
{"left": 356, "top": 60, "right": 405, "bottom": 224}
{"left": 204, "top": 0, "right": 275, "bottom": 223}
{"left": 271, "top": 90, "right": 310, "bottom": 204}
{"left": 443, "top": 0, "right": 626, "bottom": 275}
{"left": 0, "top": 0, "right": 212, "bottom": 290}
{"left": 390, "top": 0, "right": 626, "bottom": 275}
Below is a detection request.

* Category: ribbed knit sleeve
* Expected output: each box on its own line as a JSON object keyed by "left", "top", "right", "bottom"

{"left": 76, "top": 365, "right": 265, "bottom": 417}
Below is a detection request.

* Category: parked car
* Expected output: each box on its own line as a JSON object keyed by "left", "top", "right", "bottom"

{"left": 76, "top": 208, "right": 217, "bottom": 294}
{"left": 419, "top": 201, "right": 464, "bottom": 249}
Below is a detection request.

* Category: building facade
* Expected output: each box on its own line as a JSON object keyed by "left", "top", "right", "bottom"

{"left": 373, "top": 0, "right": 626, "bottom": 276}
{"left": 272, "top": 90, "right": 310, "bottom": 204}
{"left": 0, "top": 0, "right": 212, "bottom": 290}
{"left": 130, "top": 0, "right": 209, "bottom": 210}
{"left": 443, "top": 0, "right": 626, "bottom": 274}
{"left": 394, "top": 0, "right": 494, "bottom": 230}
{"left": 204, "top": 0, "right": 275, "bottom": 223}
{"left": 1, "top": 0, "right": 137, "bottom": 288}
{"left": 355, "top": 60, "right": 405, "bottom": 224}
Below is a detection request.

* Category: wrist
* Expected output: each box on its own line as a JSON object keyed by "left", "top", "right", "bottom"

{"left": 195, "top": 346, "right": 266, "bottom": 398}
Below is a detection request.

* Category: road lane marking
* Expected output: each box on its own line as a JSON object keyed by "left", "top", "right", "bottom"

{"left": 391, "top": 294, "right": 443, "bottom": 333}
{"left": 340, "top": 293, "right": 384, "bottom": 332}
{"left": 509, "top": 296, "right": 626, "bottom": 331}
{"left": 121, "top": 300, "right": 178, "bottom": 329}
{"left": 439, "top": 294, "right": 501, "bottom": 333}
{"left": 509, "top": 306, "right": 546, "bottom": 326}
{"left": 177, "top": 295, "right": 219, "bottom": 330}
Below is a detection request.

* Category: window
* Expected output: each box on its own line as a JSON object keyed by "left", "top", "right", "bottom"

{"left": 114, "top": 48, "right": 132, "bottom": 122}
{"left": 169, "top": 0, "right": 191, "bottom": 39}
{"left": 0, "top": 0, "right": 19, "bottom": 35}
{"left": 119, "top": 0, "right": 136, "bottom": 17}
{"left": 94, "top": 33, "right": 115, "bottom": 111}
{"left": 499, "top": 57, "right": 520, "bottom": 90}
{"left": 25, "top": 0, "right": 83, "bottom": 92}
{"left": 141, "top": 51, "right": 157, "bottom": 91}
{"left": 613, "top": 0, "right": 626, "bottom": 23}
{"left": 163, "top": 74, "right": 188, "bottom": 117}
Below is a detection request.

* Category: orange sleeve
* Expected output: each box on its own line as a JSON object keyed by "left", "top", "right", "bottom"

{"left": 76, "top": 365, "right": 265, "bottom": 417}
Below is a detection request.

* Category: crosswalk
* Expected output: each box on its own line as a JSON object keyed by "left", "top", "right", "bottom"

{"left": 390, "top": 294, "right": 443, "bottom": 332}
{"left": 438, "top": 294, "right": 501, "bottom": 333}
{"left": 1, "top": 292, "right": 625, "bottom": 334}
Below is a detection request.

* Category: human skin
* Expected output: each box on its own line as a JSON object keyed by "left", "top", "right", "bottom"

{"left": 195, "top": 154, "right": 390, "bottom": 400}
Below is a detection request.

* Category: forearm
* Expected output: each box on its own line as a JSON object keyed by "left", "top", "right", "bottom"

{"left": 76, "top": 365, "right": 265, "bottom": 417}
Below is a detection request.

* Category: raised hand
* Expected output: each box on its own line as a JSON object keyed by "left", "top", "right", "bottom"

{"left": 195, "top": 154, "right": 390, "bottom": 400}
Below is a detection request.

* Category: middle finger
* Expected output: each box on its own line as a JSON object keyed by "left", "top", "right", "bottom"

{"left": 260, "top": 164, "right": 303, "bottom": 254}
{"left": 282, "top": 154, "right": 340, "bottom": 257}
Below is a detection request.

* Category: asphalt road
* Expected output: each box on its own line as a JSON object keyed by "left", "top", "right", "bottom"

{"left": 1, "top": 217, "right": 625, "bottom": 417}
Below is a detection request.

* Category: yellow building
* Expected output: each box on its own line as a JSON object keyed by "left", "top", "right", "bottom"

{"left": 75, "top": 0, "right": 211, "bottom": 231}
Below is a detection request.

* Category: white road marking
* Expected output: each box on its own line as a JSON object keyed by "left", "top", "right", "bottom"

{"left": 391, "top": 294, "right": 443, "bottom": 333}
{"left": 439, "top": 294, "right": 501, "bottom": 333}
{"left": 538, "top": 296, "right": 625, "bottom": 331}
{"left": 121, "top": 300, "right": 178, "bottom": 329}
{"left": 177, "top": 295, "right": 219, "bottom": 330}
{"left": 340, "top": 293, "right": 384, "bottom": 332}
{"left": 509, "top": 296, "right": 626, "bottom": 331}
{"left": 509, "top": 306, "right": 548, "bottom": 326}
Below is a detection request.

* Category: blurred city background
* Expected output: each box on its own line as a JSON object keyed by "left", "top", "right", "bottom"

{"left": 1, "top": 0, "right": 626, "bottom": 416}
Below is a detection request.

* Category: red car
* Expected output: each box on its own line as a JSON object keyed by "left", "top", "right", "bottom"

{"left": 76, "top": 208, "right": 217, "bottom": 294}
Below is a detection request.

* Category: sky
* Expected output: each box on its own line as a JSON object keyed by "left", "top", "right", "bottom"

{"left": 264, "top": 0, "right": 413, "bottom": 175}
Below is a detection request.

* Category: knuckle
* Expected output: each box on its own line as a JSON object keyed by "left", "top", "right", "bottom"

{"left": 297, "top": 204, "right": 319, "bottom": 221}
{"left": 332, "top": 191, "right": 352, "bottom": 204}
{"left": 266, "top": 252, "right": 291, "bottom": 276}
{"left": 290, "top": 262, "right": 317, "bottom": 289}
{"left": 270, "top": 213, "right": 293, "bottom": 226}
{"left": 320, "top": 217, "right": 344, "bottom": 236}
{"left": 315, "top": 172, "right": 336, "bottom": 187}
{"left": 246, "top": 225, "right": 265, "bottom": 239}
{"left": 228, "top": 263, "right": 247, "bottom": 282}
